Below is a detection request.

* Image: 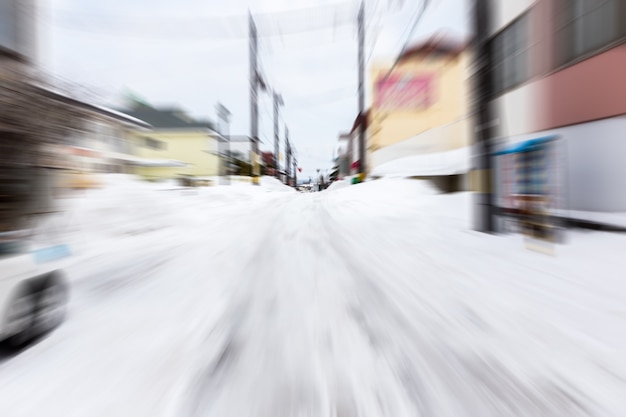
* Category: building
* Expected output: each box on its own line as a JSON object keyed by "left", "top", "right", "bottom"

{"left": 229, "top": 135, "right": 255, "bottom": 163}
{"left": 0, "top": 0, "right": 151, "bottom": 190}
{"left": 484, "top": 0, "right": 626, "bottom": 231}
{"left": 65, "top": 106, "right": 151, "bottom": 176}
{"left": 122, "top": 102, "right": 224, "bottom": 182}
{"left": 336, "top": 133, "right": 351, "bottom": 179}
{"left": 0, "top": 0, "right": 36, "bottom": 62}
{"left": 347, "top": 111, "right": 368, "bottom": 179}
{"left": 366, "top": 35, "right": 472, "bottom": 188}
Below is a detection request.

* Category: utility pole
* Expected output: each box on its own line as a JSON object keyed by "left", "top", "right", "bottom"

{"left": 284, "top": 124, "right": 291, "bottom": 185}
{"left": 357, "top": 1, "right": 366, "bottom": 178}
{"left": 216, "top": 102, "right": 231, "bottom": 185}
{"left": 249, "top": 12, "right": 261, "bottom": 185}
{"left": 473, "top": 0, "right": 495, "bottom": 232}
{"left": 273, "top": 91, "right": 283, "bottom": 179}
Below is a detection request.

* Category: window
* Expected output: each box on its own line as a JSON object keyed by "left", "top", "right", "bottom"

{"left": 555, "top": 0, "right": 624, "bottom": 67}
{"left": 516, "top": 149, "right": 548, "bottom": 196}
{"left": 491, "top": 13, "right": 531, "bottom": 96}
{"left": 144, "top": 137, "right": 166, "bottom": 150}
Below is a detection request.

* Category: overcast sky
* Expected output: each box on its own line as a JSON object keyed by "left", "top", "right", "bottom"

{"left": 40, "top": 0, "right": 469, "bottom": 180}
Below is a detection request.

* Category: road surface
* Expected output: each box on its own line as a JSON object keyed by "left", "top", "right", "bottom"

{"left": 1, "top": 179, "right": 625, "bottom": 417}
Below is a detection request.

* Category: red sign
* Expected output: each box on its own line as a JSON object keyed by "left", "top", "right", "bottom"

{"left": 375, "top": 73, "right": 435, "bottom": 110}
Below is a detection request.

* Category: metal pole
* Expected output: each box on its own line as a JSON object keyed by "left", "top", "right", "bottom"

{"left": 249, "top": 12, "right": 260, "bottom": 185}
{"left": 216, "top": 103, "right": 231, "bottom": 185}
{"left": 473, "top": 0, "right": 495, "bottom": 232}
{"left": 273, "top": 91, "right": 283, "bottom": 179}
{"left": 285, "top": 124, "right": 290, "bottom": 185}
{"left": 357, "top": 1, "right": 366, "bottom": 178}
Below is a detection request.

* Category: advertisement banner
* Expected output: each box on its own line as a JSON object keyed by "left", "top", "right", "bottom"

{"left": 374, "top": 73, "right": 435, "bottom": 111}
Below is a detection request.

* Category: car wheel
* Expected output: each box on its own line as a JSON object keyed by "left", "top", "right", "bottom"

{"left": 4, "top": 287, "right": 39, "bottom": 348}
{"left": 33, "top": 272, "right": 68, "bottom": 336}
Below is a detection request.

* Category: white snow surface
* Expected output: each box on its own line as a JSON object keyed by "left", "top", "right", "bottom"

{"left": 326, "top": 180, "right": 351, "bottom": 191}
{"left": 370, "top": 147, "right": 471, "bottom": 178}
{"left": 2, "top": 175, "right": 626, "bottom": 417}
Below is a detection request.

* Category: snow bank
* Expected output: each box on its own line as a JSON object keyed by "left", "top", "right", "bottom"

{"left": 259, "top": 176, "right": 296, "bottom": 192}
{"left": 326, "top": 180, "right": 351, "bottom": 191}
{"left": 371, "top": 147, "right": 470, "bottom": 178}
{"left": 328, "top": 177, "right": 441, "bottom": 204}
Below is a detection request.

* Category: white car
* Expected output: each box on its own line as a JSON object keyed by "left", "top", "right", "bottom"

{"left": 0, "top": 241, "right": 69, "bottom": 348}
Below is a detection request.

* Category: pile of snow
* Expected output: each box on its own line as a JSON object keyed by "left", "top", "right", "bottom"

{"left": 64, "top": 175, "right": 181, "bottom": 242}
{"left": 326, "top": 180, "right": 351, "bottom": 191}
{"left": 259, "top": 176, "right": 296, "bottom": 192}
{"left": 371, "top": 147, "right": 470, "bottom": 178}
{"left": 329, "top": 177, "right": 441, "bottom": 202}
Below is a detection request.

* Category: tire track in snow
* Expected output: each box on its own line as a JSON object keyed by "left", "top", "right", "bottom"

{"left": 316, "top": 190, "right": 602, "bottom": 417}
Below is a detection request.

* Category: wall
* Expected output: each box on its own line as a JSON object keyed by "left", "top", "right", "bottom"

{"left": 131, "top": 129, "right": 220, "bottom": 179}
{"left": 488, "top": 0, "right": 535, "bottom": 37}
{"left": 495, "top": 116, "right": 626, "bottom": 212}
{"left": 229, "top": 141, "right": 251, "bottom": 162}
{"left": 371, "top": 117, "right": 470, "bottom": 167}
{"left": 369, "top": 52, "right": 469, "bottom": 151}
{"left": 490, "top": 81, "right": 543, "bottom": 139}
{"left": 540, "top": 45, "right": 626, "bottom": 130}
{"left": 367, "top": 50, "right": 471, "bottom": 173}
{"left": 0, "top": 0, "right": 37, "bottom": 61}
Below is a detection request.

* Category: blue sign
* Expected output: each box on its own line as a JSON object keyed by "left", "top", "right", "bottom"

{"left": 32, "top": 245, "right": 72, "bottom": 264}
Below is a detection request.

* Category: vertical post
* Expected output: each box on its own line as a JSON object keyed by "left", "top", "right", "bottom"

{"left": 285, "top": 124, "right": 290, "bottom": 185}
{"left": 357, "top": 2, "right": 366, "bottom": 177}
{"left": 216, "top": 103, "right": 231, "bottom": 185}
{"left": 273, "top": 92, "right": 283, "bottom": 179}
{"left": 249, "top": 12, "right": 260, "bottom": 184}
{"left": 472, "top": 0, "right": 495, "bottom": 231}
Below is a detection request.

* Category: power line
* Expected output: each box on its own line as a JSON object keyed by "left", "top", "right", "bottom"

{"left": 364, "top": 0, "right": 388, "bottom": 65}
{"left": 53, "top": 2, "right": 359, "bottom": 40}
{"left": 366, "top": 0, "right": 423, "bottom": 66}
{"left": 379, "top": 0, "right": 431, "bottom": 84}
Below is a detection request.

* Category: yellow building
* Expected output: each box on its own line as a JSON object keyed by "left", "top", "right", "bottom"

{"left": 122, "top": 103, "right": 223, "bottom": 182}
{"left": 367, "top": 36, "right": 471, "bottom": 177}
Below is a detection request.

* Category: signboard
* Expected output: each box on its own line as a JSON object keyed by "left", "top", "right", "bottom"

{"left": 375, "top": 73, "right": 435, "bottom": 111}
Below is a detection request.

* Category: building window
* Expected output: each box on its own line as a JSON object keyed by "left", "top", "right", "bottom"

{"left": 144, "top": 137, "right": 166, "bottom": 150}
{"left": 555, "top": 0, "right": 624, "bottom": 68}
{"left": 491, "top": 13, "right": 531, "bottom": 96}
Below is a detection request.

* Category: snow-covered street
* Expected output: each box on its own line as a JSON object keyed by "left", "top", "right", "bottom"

{"left": 2, "top": 176, "right": 626, "bottom": 417}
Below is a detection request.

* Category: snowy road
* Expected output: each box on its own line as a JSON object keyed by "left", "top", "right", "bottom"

{"left": 1, "top": 177, "right": 626, "bottom": 416}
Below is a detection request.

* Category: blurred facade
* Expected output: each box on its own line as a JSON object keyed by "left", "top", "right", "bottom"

{"left": 122, "top": 101, "right": 223, "bottom": 182}
{"left": 336, "top": 133, "right": 351, "bottom": 179}
{"left": 229, "top": 135, "right": 254, "bottom": 163}
{"left": 1, "top": 0, "right": 98, "bottom": 230}
{"left": 339, "top": 36, "right": 472, "bottom": 190}
{"left": 368, "top": 36, "right": 471, "bottom": 178}
{"left": 64, "top": 107, "right": 151, "bottom": 179}
{"left": 487, "top": 0, "right": 626, "bottom": 231}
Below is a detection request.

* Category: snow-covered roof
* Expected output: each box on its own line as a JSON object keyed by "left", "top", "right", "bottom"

{"left": 102, "top": 151, "right": 187, "bottom": 167}
{"left": 89, "top": 104, "right": 152, "bottom": 129}
{"left": 371, "top": 147, "right": 470, "bottom": 178}
{"left": 128, "top": 159, "right": 187, "bottom": 168}
{"left": 32, "top": 83, "right": 152, "bottom": 129}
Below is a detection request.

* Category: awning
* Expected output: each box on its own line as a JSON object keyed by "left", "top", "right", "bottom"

{"left": 495, "top": 135, "right": 557, "bottom": 156}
